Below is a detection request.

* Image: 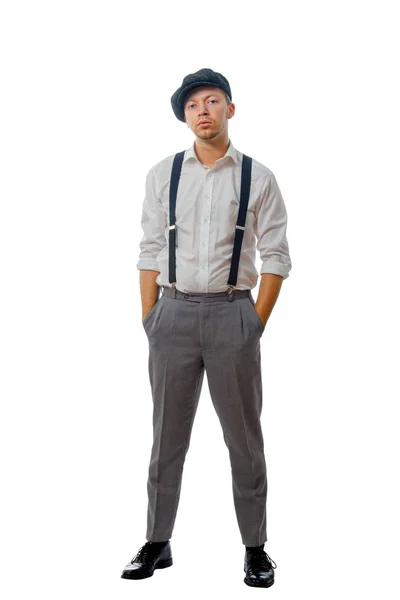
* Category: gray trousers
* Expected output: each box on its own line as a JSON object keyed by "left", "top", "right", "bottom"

{"left": 142, "top": 286, "right": 268, "bottom": 547}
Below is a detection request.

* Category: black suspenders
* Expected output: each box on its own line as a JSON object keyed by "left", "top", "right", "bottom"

{"left": 168, "top": 151, "right": 185, "bottom": 291}
{"left": 168, "top": 151, "right": 253, "bottom": 297}
{"left": 228, "top": 154, "right": 252, "bottom": 290}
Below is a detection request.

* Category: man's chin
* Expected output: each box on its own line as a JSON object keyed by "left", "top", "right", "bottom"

{"left": 196, "top": 130, "right": 220, "bottom": 140}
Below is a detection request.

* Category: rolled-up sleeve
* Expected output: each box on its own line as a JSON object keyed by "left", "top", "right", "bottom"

{"left": 255, "top": 172, "right": 292, "bottom": 279}
{"left": 136, "top": 165, "right": 167, "bottom": 271}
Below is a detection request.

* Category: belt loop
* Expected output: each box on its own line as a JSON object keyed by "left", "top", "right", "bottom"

{"left": 227, "top": 284, "right": 235, "bottom": 302}
{"left": 171, "top": 282, "right": 177, "bottom": 299}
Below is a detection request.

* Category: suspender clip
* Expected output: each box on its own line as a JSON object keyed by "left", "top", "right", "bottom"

{"left": 227, "top": 284, "right": 235, "bottom": 301}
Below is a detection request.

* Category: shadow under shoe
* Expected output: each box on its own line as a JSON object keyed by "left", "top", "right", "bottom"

{"left": 121, "top": 541, "right": 173, "bottom": 580}
{"left": 244, "top": 547, "right": 277, "bottom": 588}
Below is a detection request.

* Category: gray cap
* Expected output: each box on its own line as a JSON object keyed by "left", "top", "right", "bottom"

{"left": 171, "top": 68, "right": 232, "bottom": 122}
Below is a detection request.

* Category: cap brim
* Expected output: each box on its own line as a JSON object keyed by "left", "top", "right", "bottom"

{"left": 177, "top": 81, "right": 222, "bottom": 106}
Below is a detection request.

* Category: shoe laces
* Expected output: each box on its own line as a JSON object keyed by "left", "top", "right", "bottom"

{"left": 248, "top": 548, "right": 277, "bottom": 570}
{"left": 131, "top": 542, "right": 153, "bottom": 564}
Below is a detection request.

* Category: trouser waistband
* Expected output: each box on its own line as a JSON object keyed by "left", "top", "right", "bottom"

{"left": 161, "top": 286, "right": 252, "bottom": 303}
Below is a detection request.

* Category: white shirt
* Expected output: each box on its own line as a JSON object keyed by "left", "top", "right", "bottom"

{"left": 136, "top": 138, "right": 292, "bottom": 293}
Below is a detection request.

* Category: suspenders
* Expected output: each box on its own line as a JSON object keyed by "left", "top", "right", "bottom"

{"left": 168, "top": 151, "right": 185, "bottom": 292}
{"left": 168, "top": 151, "right": 253, "bottom": 299}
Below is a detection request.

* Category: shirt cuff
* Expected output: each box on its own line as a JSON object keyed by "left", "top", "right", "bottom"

{"left": 260, "top": 261, "right": 291, "bottom": 279}
{"left": 136, "top": 260, "right": 160, "bottom": 271}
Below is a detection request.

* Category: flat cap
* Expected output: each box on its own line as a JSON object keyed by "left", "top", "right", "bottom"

{"left": 171, "top": 68, "right": 232, "bottom": 122}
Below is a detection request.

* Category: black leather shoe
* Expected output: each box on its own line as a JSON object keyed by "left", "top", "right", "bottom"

{"left": 121, "top": 541, "right": 173, "bottom": 580}
{"left": 244, "top": 546, "right": 277, "bottom": 587}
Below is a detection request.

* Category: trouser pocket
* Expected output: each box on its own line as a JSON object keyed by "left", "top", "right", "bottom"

{"left": 247, "top": 296, "right": 265, "bottom": 334}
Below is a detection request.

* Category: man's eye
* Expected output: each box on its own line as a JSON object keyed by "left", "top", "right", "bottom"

{"left": 187, "top": 99, "right": 217, "bottom": 109}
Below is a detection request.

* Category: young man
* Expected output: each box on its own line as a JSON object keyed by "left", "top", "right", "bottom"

{"left": 121, "top": 68, "right": 291, "bottom": 588}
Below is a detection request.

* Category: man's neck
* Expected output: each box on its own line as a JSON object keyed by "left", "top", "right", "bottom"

{"left": 194, "top": 137, "right": 230, "bottom": 167}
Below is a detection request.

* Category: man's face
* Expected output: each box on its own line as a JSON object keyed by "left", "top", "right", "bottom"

{"left": 183, "top": 86, "right": 235, "bottom": 140}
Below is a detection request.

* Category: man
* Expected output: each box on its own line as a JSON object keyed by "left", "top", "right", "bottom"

{"left": 121, "top": 68, "right": 291, "bottom": 588}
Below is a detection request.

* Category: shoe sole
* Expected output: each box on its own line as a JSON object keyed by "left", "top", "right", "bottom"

{"left": 121, "top": 557, "right": 173, "bottom": 580}
{"left": 244, "top": 575, "right": 274, "bottom": 588}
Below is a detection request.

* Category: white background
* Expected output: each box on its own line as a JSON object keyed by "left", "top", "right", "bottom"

{"left": 1, "top": 1, "right": 399, "bottom": 598}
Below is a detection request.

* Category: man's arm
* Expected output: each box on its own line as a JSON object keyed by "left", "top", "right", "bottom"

{"left": 255, "top": 273, "right": 284, "bottom": 327}
{"left": 136, "top": 165, "right": 166, "bottom": 323}
{"left": 254, "top": 172, "right": 292, "bottom": 327}
{"left": 140, "top": 270, "right": 161, "bottom": 323}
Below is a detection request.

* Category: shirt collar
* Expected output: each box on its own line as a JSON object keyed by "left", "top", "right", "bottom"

{"left": 183, "top": 139, "right": 240, "bottom": 166}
